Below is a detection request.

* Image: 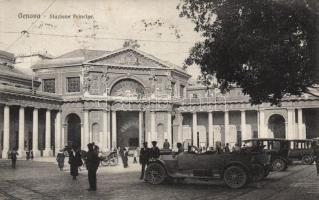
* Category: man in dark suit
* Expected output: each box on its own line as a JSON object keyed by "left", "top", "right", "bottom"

{"left": 86, "top": 143, "right": 100, "bottom": 191}
{"left": 150, "top": 141, "right": 160, "bottom": 159}
{"left": 139, "top": 142, "right": 150, "bottom": 180}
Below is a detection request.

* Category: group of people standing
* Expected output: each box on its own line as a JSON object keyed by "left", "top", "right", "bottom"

{"left": 55, "top": 143, "right": 100, "bottom": 191}
{"left": 139, "top": 141, "right": 160, "bottom": 180}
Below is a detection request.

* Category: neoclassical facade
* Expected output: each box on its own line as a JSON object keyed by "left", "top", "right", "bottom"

{"left": 1, "top": 47, "right": 319, "bottom": 158}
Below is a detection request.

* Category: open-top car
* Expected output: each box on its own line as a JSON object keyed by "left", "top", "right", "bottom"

{"left": 145, "top": 146, "right": 270, "bottom": 189}
{"left": 242, "top": 138, "right": 290, "bottom": 172}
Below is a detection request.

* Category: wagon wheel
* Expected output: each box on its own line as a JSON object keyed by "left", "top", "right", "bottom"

{"left": 145, "top": 163, "right": 166, "bottom": 185}
{"left": 251, "top": 163, "right": 265, "bottom": 181}
{"left": 109, "top": 157, "right": 118, "bottom": 166}
{"left": 100, "top": 159, "right": 110, "bottom": 166}
{"left": 224, "top": 166, "right": 247, "bottom": 189}
{"left": 302, "top": 155, "right": 314, "bottom": 165}
{"left": 271, "top": 159, "right": 286, "bottom": 172}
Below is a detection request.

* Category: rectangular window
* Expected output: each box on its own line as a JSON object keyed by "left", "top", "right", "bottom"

{"left": 180, "top": 85, "right": 185, "bottom": 98}
{"left": 67, "top": 77, "right": 80, "bottom": 93}
{"left": 171, "top": 82, "right": 175, "bottom": 97}
{"left": 43, "top": 79, "right": 55, "bottom": 93}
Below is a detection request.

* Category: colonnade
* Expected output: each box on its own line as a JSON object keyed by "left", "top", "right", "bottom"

{"left": 1, "top": 104, "right": 62, "bottom": 158}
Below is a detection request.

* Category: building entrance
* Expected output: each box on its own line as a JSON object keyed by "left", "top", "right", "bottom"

{"left": 268, "top": 114, "right": 286, "bottom": 138}
{"left": 117, "top": 112, "right": 139, "bottom": 148}
{"left": 66, "top": 114, "right": 81, "bottom": 148}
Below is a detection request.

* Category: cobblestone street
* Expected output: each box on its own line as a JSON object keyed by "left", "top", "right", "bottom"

{"left": 0, "top": 159, "right": 318, "bottom": 200}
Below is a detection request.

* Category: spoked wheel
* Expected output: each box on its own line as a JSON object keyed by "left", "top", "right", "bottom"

{"left": 224, "top": 166, "right": 247, "bottom": 189}
{"left": 251, "top": 163, "right": 265, "bottom": 181}
{"left": 271, "top": 159, "right": 286, "bottom": 172}
{"left": 100, "top": 159, "right": 109, "bottom": 166}
{"left": 302, "top": 155, "right": 314, "bottom": 165}
{"left": 109, "top": 157, "right": 118, "bottom": 166}
{"left": 145, "top": 163, "right": 166, "bottom": 185}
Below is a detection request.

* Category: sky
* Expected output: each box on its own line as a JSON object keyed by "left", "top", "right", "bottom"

{"left": 0, "top": 0, "right": 202, "bottom": 78}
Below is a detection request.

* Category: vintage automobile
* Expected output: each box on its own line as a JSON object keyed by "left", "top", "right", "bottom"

{"left": 145, "top": 146, "right": 270, "bottom": 189}
{"left": 288, "top": 139, "right": 319, "bottom": 164}
{"left": 242, "top": 138, "right": 290, "bottom": 172}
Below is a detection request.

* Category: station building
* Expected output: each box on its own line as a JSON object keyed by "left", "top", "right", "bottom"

{"left": 1, "top": 47, "right": 319, "bottom": 158}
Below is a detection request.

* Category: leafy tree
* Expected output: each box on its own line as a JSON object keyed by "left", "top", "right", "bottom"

{"left": 196, "top": 71, "right": 215, "bottom": 96}
{"left": 178, "top": 0, "right": 319, "bottom": 105}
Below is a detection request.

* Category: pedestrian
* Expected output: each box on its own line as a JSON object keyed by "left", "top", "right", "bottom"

{"left": 133, "top": 147, "right": 139, "bottom": 163}
{"left": 30, "top": 150, "right": 34, "bottom": 160}
{"left": 68, "top": 145, "right": 82, "bottom": 180}
{"left": 10, "top": 148, "right": 19, "bottom": 169}
{"left": 224, "top": 143, "right": 230, "bottom": 153}
{"left": 163, "top": 139, "right": 170, "bottom": 150}
{"left": 56, "top": 149, "right": 65, "bottom": 171}
{"left": 86, "top": 143, "right": 100, "bottom": 191}
{"left": 139, "top": 142, "right": 150, "bottom": 180}
{"left": 123, "top": 148, "right": 129, "bottom": 168}
{"left": 233, "top": 143, "right": 241, "bottom": 152}
{"left": 177, "top": 143, "right": 183, "bottom": 154}
{"left": 150, "top": 141, "right": 160, "bottom": 159}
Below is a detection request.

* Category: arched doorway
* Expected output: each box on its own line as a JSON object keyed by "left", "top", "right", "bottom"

{"left": 268, "top": 114, "right": 286, "bottom": 138}
{"left": 117, "top": 112, "right": 139, "bottom": 148}
{"left": 66, "top": 114, "right": 81, "bottom": 148}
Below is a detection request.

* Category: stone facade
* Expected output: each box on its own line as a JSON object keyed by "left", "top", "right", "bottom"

{"left": 1, "top": 47, "right": 319, "bottom": 158}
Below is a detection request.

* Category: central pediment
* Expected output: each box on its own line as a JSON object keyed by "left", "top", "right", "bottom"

{"left": 87, "top": 48, "right": 169, "bottom": 68}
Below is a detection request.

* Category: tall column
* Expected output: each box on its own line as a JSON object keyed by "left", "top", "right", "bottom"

{"left": 32, "top": 108, "right": 40, "bottom": 157}
{"left": 297, "top": 109, "right": 304, "bottom": 139}
{"left": 139, "top": 111, "right": 143, "bottom": 147}
{"left": 61, "top": 123, "right": 68, "bottom": 147}
{"left": 208, "top": 111, "right": 213, "bottom": 147}
{"left": 177, "top": 113, "right": 183, "bottom": 143}
{"left": 192, "top": 112, "right": 197, "bottom": 146}
{"left": 44, "top": 110, "right": 52, "bottom": 156}
{"left": 150, "top": 111, "right": 156, "bottom": 141}
{"left": 287, "top": 109, "right": 295, "bottom": 139}
{"left": 107, "top": 111, "right": 111, "bottom": 150}
{"left": 55, "top": 111, "right": 61, "bottom": 153}
{"left": 111, "top": 111, "right": 117, "bottom": 149}
{"left": 102, "top": 110, "right": 108, "bottom": 151}
{"left": 224, "top": 111, "right": 229, "bottom": 144}
{"left": 18, "top": 106, "right": 25, "bottom": 157}
{"left": 167, "top": 112, "right": 172, "bottom": 146}
{"left": 259, "top": 109, "right": 265, "bottom": 138}
{"left": 83, "top": 110, "right": 89, "bottom": 147}
{"left": 241, "top": 110, "right": 246, "bottom": 140}
{"left": 80, "top": 123, "right": 84, "bottom": 149}
{"left": 2, "top": 105, "right": 10, "bottom": 158}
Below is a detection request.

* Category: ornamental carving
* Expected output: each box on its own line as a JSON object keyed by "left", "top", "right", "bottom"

{"left": 110, "top": 79, "right": 144, "bottom": 97}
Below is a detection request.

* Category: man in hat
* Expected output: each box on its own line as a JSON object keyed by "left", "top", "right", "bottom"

{"left": 86, "top": 143, "right": 100, "bottom": 191}
{"left": 139, "top": 142, "right": 150, "bottom": 180}
{"left": 150, "top": 141, "right": 160, "bottom": 159}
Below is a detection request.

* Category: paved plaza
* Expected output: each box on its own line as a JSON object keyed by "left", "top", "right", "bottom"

{"left": 0, "top": 159, "right": 318, "bottom": 200}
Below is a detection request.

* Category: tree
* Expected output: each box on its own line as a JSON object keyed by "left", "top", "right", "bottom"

{"left": 196, "top": 71, "right": 215, "bottom": 96}
{"left": 123, "top": 39, "right": 140, "bottom": 49}
{"left": 178, "top": 0, "right": 319, "bottom": 105}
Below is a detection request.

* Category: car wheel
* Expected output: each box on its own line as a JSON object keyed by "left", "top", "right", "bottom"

{"left": 251, "top": 163, "right": 265, "bottom": 181}
{"left": 145, "top": 163, "right": 167, "bottom": 185}
{"left": 302, "top": 155, "right": 314, "bottom": 165}
{"left": 224, "top": 166, "right": 247, "bottom": 189}
{"left": 271, "top": 159, "right": 286, "bottom": 172}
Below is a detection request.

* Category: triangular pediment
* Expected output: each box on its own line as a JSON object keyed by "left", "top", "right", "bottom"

{"left": 87, "top": 48, "right": 169, "bottom": 68}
